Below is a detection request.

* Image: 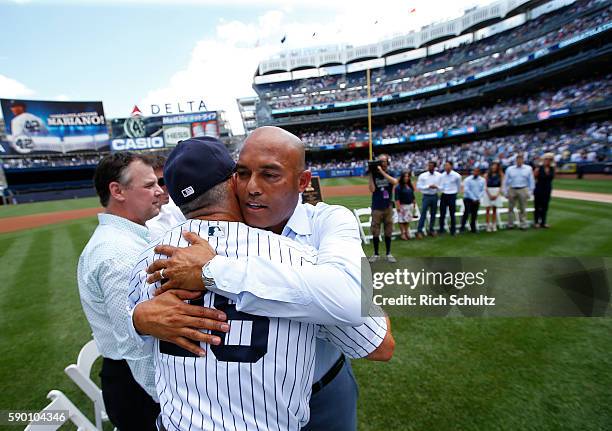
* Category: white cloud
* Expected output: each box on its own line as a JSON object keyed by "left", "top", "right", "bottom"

{"left": 139, "top": 0, "right": 490, "bottom": 134}
{"left": 0, "top": 74, "right": 35, "bottom": 99}
{"left": 53, "top": 94, "right": 70, "bottom": 101}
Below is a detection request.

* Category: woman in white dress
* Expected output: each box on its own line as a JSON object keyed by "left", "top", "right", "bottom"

{"left": 482, "top": 161, "right": 504, "bottom": 232}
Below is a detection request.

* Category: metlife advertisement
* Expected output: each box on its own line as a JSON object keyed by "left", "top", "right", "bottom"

{"left": 0, "top": 98, "right": 109, "bottom": 155}
{"left": 162, "top": 111, "right": 219, "bottom": 147}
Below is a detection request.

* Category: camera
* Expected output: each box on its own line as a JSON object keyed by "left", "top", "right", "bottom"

{"left": 368, "top": 160, "right": 384, "bottom": 179}
{"left": 367, "top": 160, "right": 382, "bottom": 170}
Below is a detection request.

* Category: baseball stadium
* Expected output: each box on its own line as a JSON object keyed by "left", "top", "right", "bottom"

{"left": 0, "top": 0, "right": 611, "bottom": 429}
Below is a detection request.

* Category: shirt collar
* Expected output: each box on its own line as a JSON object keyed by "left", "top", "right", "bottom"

{"left": 98, "top": 213, "right": 150, "bottom": 241}
{"left": 282, "top": 200, "right": 312, "bottom": 237}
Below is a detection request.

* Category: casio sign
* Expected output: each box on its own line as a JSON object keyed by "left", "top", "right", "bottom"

{"left": 111, "top": 137, "right": 164, "bottom": 151}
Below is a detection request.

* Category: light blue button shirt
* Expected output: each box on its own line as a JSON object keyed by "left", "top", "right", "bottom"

{"left": 504, "top": 164, "right": 535, "bottom": 193}
{"left": 281, "top": 202, "right": 365, "bottom": 381}
{"left": 463, "top": 175, "right": 486, "bottom": 201}
{"left": 77, "top": 213, "right": 157, "bottom": 398}
{"left": 209, "top": 201, "right": 366, "bottom": 381}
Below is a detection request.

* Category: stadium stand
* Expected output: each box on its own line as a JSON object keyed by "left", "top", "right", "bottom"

{"left": 297, "top": 75, "right": 612, "bottom": 147}
{"left": 246, "top": 0, "right": 612, "bottom": 181}
{"left": 255, "top": 0, "right": 611, "bottom": 112}
{"left": 306, "top": 120, "right": 611, "bottom": 173}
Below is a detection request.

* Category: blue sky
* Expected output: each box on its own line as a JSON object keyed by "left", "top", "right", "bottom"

{"left": 0, "top": 0, "right": 490, "bottom": 133}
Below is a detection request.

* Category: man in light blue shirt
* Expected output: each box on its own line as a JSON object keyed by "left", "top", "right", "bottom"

{"left": 77, "top": 152, "right": 163, "bottom": 430}
{"left": 460, "top": 167, "right": 486, "bottom": 233}
{"left": 139, "top": 127, "right": 395, "bottom": 431}
{"left": 503, "top": 153, "right": 535, "bottom": 229}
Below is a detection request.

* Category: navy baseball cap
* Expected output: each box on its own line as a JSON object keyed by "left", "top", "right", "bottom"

{"left": 164, "top": 136, "right": 236, "bottom": 207}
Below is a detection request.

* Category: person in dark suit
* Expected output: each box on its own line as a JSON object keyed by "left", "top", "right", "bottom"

{"left": 534, "top": 153, "right": 555, "bottom": 228}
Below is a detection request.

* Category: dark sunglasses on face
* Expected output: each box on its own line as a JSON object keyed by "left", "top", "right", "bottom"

{"left": 157, "top": 177, "right": 165, "bottom": 187}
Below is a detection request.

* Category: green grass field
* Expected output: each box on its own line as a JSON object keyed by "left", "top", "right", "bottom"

{"left": 320, "top": 176, "right": 612, "bottom": 194}
{"left": 0, "top": 197, "right": 100, "bottom": 219}
{"left": 1, "top": 195, "right": 611, "bottom": 430}
{"left": 1, "top": 177, "right": 609, "bottom": 221}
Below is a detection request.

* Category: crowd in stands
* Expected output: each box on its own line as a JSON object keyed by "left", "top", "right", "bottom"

{"left": 1, "top": 153, "right": 110, "bottom": 169}
{"left": 262, "top": 1, "right": 610, "bottom": 110}
{"left": 2, "top": 120, "right": 609, "bottom": 173}
{"left": 307, "top": 121, "right": 612, "bottom": 173}
{"left": 298, "top": 75, "right": 612, "bottom": 147}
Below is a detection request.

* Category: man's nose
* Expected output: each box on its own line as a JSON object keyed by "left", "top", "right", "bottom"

{"left": 246, "top": 176, "right": 262, "bottom": 196}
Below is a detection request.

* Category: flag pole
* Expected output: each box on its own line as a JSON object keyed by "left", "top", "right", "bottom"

{"left": 367, "top": 68, "right": 373, "bottom": 161}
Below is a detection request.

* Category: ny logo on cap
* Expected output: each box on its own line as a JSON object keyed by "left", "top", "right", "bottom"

{"left": 181, "top": 186, "right": 195, "bottom": 197}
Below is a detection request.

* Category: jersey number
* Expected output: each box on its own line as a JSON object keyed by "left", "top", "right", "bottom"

{"left": 159, "top": 295, "right": 269, "bottom": 363}
{"left": 210, "top": 295, "right": 269, "bottom": 363}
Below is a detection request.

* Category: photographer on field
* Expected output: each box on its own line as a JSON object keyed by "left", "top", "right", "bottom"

{"left": 368, "top": 154, "right": 398, "bottom": 262}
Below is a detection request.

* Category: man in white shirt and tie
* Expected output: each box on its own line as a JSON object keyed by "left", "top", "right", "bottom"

{"left": 503, "top": 153, "right": 535, "bottom": 229}
{"left": 416, "top": 161, "right": 442, "bottom": 239}
{"left": 438, "top": 161, "right": 462, "bottom": 235}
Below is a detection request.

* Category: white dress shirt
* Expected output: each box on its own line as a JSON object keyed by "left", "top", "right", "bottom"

{"left": 77, "top": 213, "right": 156, "bottom": 399}
{"left": 146, "top": 197, "right": 186, "bottom": 241}
{"left": 416, "top": 170, "right": 442, "bottom": 195}
{"left": 439, "top": 170, "right": 462, "bottom": 194}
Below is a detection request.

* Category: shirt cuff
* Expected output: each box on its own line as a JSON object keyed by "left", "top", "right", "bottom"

{"left": 128, "top": 304, "right": 154, "bottom": 348}
{"left": 207, "top": 255, "right": 245, "bottom": 297}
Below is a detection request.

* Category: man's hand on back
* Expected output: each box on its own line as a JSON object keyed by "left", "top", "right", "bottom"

{"left": 133, "top": 289, "right": 229, "bottom": 357}
{"left": 147, "top": 231, "right": 216, "bottom": 293}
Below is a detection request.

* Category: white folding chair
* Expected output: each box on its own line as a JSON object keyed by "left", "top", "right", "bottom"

{"left": 64, "top": 340, "right": 109, "bottom": 431}
{"left": 24, "top": 390, "right": 96, "bottom": 431}
{"left": 353, "top": 207, "right": 373, "bottom": 244}
{"left": 408, "top": 202, "right": 421, "bottom": 236}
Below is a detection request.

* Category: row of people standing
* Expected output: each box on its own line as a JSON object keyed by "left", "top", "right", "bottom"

{"left": 368, "top": 154, "right": 555, "bottom": 257}
{"left": 414, "top": 161, "right": 490, "bottom": 237}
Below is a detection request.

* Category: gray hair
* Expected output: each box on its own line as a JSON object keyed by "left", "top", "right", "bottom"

{"left": 178, "top": 180, "right": 230, "bottom": 216}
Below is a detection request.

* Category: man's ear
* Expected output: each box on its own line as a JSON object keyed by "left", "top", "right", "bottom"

{"left": 297, "top": 170, "right": 312, "bottom": 193}
{"left": 109, "top": 181, "right": 126, "bottom": 203}
{"left": 230, "top": 173, "right": 239, "bottom": 195}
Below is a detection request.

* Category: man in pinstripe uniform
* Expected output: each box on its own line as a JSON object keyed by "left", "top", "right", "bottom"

{"left": 129, "top": 136, "right": 394, "bottom": 430}
{"left": 142, "top": 127, "right": 391, "bottom": 430}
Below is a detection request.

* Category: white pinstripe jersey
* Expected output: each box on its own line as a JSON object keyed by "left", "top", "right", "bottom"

{"left": 129, "top": 219, "right": 387, "bottom": 431}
